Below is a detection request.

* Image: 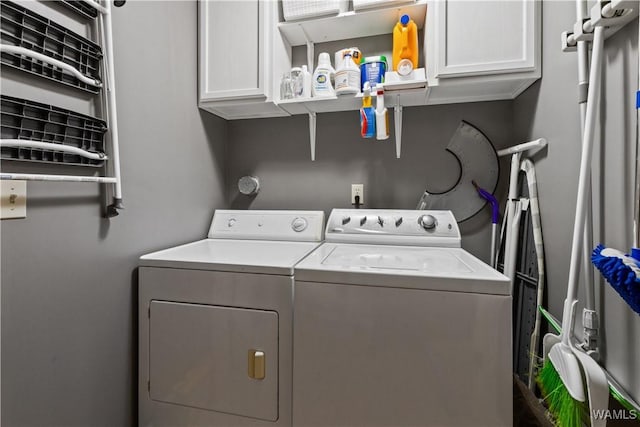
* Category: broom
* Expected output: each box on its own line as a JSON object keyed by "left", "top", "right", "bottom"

{"left": 537, "top": 25, "right": 606, "bottom": 427}
{"left": 591, "top": 15, "right": 640, "bottom": 315}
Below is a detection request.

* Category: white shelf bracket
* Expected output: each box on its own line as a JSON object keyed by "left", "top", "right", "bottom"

{"left": 394, "top": 94, "right": 402, "bottom": 159}
{"left": 301, "top": 25, "right": 315, "bottom": 70}
{"left": 309, "top": 112, "right": 317, "bottom": 161}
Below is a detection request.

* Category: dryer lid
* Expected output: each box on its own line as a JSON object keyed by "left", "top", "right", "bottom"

{"left": 140, "top": 239, "right": 322, "bottom": 275}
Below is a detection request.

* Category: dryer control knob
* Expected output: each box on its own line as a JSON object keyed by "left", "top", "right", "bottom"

{"left": 418, "top": 214, "right": 437, "bottom": 230}
{"left": 360, "top": 216, "right": 367, "bottom": 226}
{"left": 291, "top": 217, "right": 308, "bottom": 232}
{"left": 227, "top": 218, "right": 237, "bottom": 228}
{"left": 395, "top": 217, "right": 403, "bottom": 227}
{"left": 342, "top": 216, "right": 351, "bottom": 225}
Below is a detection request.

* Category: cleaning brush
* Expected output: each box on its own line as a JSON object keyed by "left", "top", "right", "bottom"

{"left": 591, "top": 16, "right": 640, "bottom": 316}
{"left": 592, "top": 246, "right": 640, "bottom": 314}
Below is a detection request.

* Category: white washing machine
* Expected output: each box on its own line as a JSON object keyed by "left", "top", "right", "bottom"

{"left": 293, "top": 209, "right": 512, "bottom": 427}
{"left": 138, "top": 210, "right": 324, "bottom": 427}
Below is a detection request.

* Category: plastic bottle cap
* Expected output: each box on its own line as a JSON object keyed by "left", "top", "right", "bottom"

{"left": 318, "top": 52, "right": 332, "bottom": 67}
{"left": 361, "top": 55, "right": 388, "bottom": 67}
{"left": 400, "top": 14, "right": 410, "bottom": 25}
{"left": 397, "top": 59, "right": 414, "bottom": 76}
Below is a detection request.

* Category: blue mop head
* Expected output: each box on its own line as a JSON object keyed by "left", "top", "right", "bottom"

{"left": 592, "top": 244, "right": 640, "bottom": 315}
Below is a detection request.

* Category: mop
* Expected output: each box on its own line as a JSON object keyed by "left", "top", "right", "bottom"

{"left": 537, "top": 25, "right": 609, "bottom": 427}
{"left": 591, "top": 15, "right": 640, "bottom": 315}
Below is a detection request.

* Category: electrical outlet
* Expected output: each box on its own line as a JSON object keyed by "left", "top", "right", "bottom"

{"left": 351, "top": 184, "right": 364, "bottom": 205}
{"left": 1, "top": 181, "right": 27, "bottom": 219}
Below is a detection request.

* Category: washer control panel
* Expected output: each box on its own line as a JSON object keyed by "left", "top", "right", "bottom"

{"left": 326, "top": 209, "right": 461, "bottom": 247}
{"left": 209, "top": 210, "right": 325, "bottom": 242}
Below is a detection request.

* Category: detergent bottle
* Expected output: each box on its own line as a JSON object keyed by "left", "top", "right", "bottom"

{"left": 392, "top": 14, "right": 418, "bottom": 76}
{"left": 312, "top": 53, "right": 335, "bottom": 98}
{"left": 335, "top": 53, "right": 360, "bottom": 95}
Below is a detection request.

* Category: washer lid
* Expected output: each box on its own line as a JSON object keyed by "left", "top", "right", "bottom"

{"left": 140, "top": 239, "right": 321, "bottom": 275}
{"left": 295, "top": 243, "right": 510, "bottom": 295}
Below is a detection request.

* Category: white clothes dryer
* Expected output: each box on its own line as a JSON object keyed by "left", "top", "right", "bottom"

{"left": 138, "top": 210, "right": 324, "bottom": 427}
{"left": 293, "top": 209, "right": 512, "bottom": 427}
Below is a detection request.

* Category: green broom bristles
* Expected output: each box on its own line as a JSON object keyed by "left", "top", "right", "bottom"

{"left": 537, "top": 360, "right": 590, "bottom": 427}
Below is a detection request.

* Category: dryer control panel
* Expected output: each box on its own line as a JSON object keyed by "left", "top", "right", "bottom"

{"left": 208, "top": 210, "right": 325, "bottom": 242}
{"left": 325, "top": 209, "right": 461, "bottom": 247}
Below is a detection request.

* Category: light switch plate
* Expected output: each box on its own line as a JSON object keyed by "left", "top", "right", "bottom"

{"left": 1, "top": 181, "right": 27, "bottom": 219}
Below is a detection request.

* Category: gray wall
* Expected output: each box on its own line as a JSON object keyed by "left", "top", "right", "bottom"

{"left": 514, "top": 1, "right": 640, "bottom": 402}
{"left": 227, "top": 101, "right": 514, "bottom": 262}
{"left": 1, "top": 2, "right": 227, "bottom": 425}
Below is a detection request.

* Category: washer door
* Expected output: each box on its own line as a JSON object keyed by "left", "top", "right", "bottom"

{"left": 149, "top": 301, "right": 278, "bottom": 421}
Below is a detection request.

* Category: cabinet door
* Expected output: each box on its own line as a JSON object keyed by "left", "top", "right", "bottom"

{"left": 432, "top": 0, "right": 538, "bottom": 78}
{"left": 199, "top": 0, "right": 265, "bottom": 100}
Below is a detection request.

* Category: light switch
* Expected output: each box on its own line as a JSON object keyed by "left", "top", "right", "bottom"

{"left": 1, "top": 181, "right": 27, "bottom": 219}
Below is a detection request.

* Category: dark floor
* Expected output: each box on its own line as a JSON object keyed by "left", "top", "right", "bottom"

{"left": 513, "top": 375, "right": 640, "bottom": 426}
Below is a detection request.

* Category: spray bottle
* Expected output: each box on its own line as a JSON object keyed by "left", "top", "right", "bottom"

{"left": 375, "top": 84, "right": 389, "bottom": 140}
{"left": 360, "top": 82, "right": 375, "bottom": 138}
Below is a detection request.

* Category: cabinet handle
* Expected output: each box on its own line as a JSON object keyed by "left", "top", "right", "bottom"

{"left": 248, "top": 349, "right": 265, "bottom": 380}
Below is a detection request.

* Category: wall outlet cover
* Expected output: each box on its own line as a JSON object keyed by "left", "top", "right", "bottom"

{"left": 351, "top": 184, "right": 364, "bottom": 204}
{"left": 1, "top": 181, "right": 27, "bottom": 219}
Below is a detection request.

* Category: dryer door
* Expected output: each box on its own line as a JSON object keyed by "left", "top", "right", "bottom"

{"left": 148, "top": 301, "right": 278, "bottom": 421}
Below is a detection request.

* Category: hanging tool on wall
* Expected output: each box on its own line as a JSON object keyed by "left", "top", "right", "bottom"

{"left": 591, "top": 10, "right": 640, "bottom": 315}
{"left": 416, "top": 121, "right": 498, "bottom": 223}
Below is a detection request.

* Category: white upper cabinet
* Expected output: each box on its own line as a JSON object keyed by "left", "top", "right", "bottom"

{"left": 426, "top": 0, "right": 540, "bottom": 103}
{"left": 198, "top": 0, "right": 288, "bottom": 120}
{"left": 198, "top": 0, "right": 540, "bottom": 120}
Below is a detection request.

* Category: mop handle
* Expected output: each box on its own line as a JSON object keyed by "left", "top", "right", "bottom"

{"left": 562, "top": 26, "right": 605, "bottom": 345}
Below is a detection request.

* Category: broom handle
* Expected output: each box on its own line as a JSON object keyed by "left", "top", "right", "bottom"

{"left": 561, "top": 25, "right": 605, "bottom": 345}
{"left": 634, "top": 16, "right": 640, "bottom": 249}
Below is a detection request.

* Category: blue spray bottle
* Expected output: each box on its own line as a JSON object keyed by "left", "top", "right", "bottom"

{"left": 360, "top": 82, "right": 375, "bottom": 138}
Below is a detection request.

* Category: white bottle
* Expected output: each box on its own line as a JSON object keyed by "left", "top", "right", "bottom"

{"left": 375, "top": 84, "right": 389, "bottom": 140}
{"left": 301, "top": 65, "right": 312, "bottom": 98}
{"left": 335, "top": 53, "right": 360, "bottom": 95}
{"left": 312, "top": 53, "right": 335, "bottom": 98}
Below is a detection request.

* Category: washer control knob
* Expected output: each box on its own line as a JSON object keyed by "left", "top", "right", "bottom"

{"left": 377, "top": 216, "right": 384, "bottom": 227}
{"left": 227, "top": 218, "right": 236, "bottom": 228}
{"left": 418, "top": 214, "right": 437, "bottom": 230}
{"left": 291, "top": 217, "right": 308, "bottom": 232}
{"left": 342, "top": 216, "right": 351, "bottom": 225}
{"left": 360, "top": 216, "right": 367, "bottom": 226}
{"left": 395, "top": 217, "right": 403, "bottom": 227}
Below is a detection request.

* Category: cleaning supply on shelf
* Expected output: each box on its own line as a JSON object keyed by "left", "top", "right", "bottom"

{"left": 335, "top": 47, "right": 361, "bottom": 70}
{"left": 360, "top": 82, "right": 375, "bottom": 138}
{"left": 392, "top": 14, "right": 418, "bottom": 76}
{"left": 312, "top": 52, "right": 336, "bottom": 98}
{"left": 360, "top": 56, "right": 387, "bottom": 92}
{"left": 290, "top": 67, "right": 304, "bottom": 98}
{"left": 335, "top": 53, "right": 361, "bottom": 95}
{"left": 374, "top": 84, "right": 388, "bottom": 140}
{"left": 301, "top": 65, "right": 312, "bottom": 98}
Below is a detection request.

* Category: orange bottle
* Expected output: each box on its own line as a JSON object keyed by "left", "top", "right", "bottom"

{"left": 392, "top": 14, "right": 418, "bottom": 76}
